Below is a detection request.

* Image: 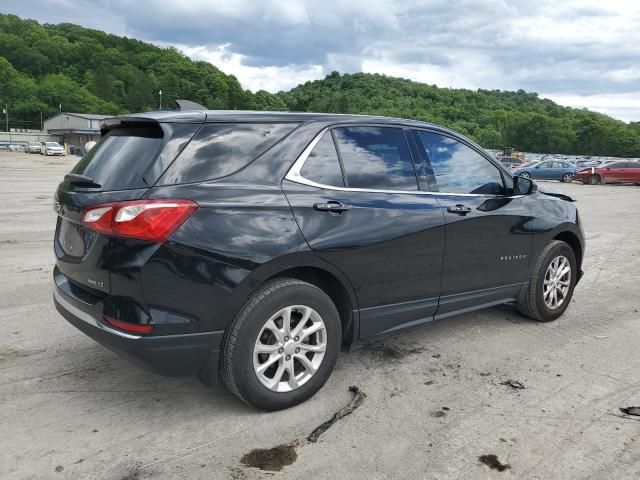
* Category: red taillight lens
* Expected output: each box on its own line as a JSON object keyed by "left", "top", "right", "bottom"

{"left": 104, "top": 316, "right": 153, "bottom": 334}
{"left": 82, "top": 199, "right": 198, "bottom": 242}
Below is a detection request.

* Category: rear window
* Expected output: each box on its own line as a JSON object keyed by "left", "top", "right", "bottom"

{"left": 70, "top": 124, "right": 164, "bottom": 191}
{"left": 159, "top": 123, "right": 298, "bottom": 185}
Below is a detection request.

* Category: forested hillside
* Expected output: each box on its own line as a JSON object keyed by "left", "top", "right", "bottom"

{"left": 1, "top": 13, "right": 639, "bottom": 156}
{"left": 279, "top": 73, "right": 640, "bottom": 156}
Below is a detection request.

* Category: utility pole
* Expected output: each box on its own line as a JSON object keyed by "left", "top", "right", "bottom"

{"left": 159, "top": 89, "right": 162, "bottom": 110}
{"left": 40, "top": 111, "right": 43, "bottom": 131}
{"left": 3, "top": 105, "right": 7, "bottom": 132}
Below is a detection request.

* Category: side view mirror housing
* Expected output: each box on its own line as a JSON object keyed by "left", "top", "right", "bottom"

{"left": 513, "top": 175, "right": 537, "bottom": 195}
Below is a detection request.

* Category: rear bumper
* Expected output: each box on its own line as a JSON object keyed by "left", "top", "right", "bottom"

{"left": 53, "top": 282, "right": 223, "bottom": 378}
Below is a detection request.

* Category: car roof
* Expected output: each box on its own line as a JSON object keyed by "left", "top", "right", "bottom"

{"left": 104, "top": 109, "right": 458, "bottom": 132}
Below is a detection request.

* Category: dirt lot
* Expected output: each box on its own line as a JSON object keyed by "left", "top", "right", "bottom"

{"left": 1, "top": 151, "right": 639, "bottom": 479}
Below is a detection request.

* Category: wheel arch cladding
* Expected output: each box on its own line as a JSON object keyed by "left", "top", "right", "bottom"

{"left": 267, "top": 266, "right": 357, "bottom": 349}
{"left": 553, "top": 231, "right": 583, "bottom": 270}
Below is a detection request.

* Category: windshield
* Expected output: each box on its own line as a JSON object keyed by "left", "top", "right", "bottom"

{"left": 46, "top": 142, "right": 61, "bottom": 147}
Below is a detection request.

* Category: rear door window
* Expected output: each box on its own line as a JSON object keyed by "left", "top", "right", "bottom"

{"left": 70, "top": 124, "right": 166, "bottom": 191}
{"left": 332, "top": 126, "right": 418, "bottom": 191}
{"left": 160, "top": 123, "right": 298, "bottom": 184}
{"left": 299, "top": 132, "right": 345, "bottom": 187}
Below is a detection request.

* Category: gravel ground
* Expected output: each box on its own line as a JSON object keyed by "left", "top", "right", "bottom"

{"left": 1, "top": 151, "right": 639, "bottom": 480}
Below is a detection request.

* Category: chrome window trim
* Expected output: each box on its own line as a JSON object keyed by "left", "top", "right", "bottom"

{"left": 284, "top": 127, "right": 522, "bottom": 199}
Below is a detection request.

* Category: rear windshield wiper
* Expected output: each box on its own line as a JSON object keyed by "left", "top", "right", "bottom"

{"left": 64, "top": 174, "right": 102, "bottom": 188}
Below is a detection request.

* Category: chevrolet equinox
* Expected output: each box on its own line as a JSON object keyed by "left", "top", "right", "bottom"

{"left": 53, "top": 110, "right": 585, "bottom": 410}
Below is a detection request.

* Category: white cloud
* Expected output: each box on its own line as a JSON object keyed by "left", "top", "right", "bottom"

{"left": 178, "top": 44, "right": 324, "bottom": 92}
{"left": 542, "top": 92, "right": 640, "bottom": 122}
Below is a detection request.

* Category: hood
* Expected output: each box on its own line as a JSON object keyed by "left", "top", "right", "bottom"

{"left": 536, "top": 184, "right": 575, "bottom": 202}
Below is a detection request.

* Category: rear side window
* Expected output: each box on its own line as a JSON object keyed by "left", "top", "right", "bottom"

{"left": 333, "top": 126, "right": 418, "bottom": 191}
{"left": 299, "top": 132, "right": 344, "bottom": 186}
{"left": 160, "top": 123, "right": 298, "bottom": 184}
{"left": 70, "top": 124, "right": 164, "bottom": 191}
{"left": 415, "top": 131, "right": 505, "bottom": 195}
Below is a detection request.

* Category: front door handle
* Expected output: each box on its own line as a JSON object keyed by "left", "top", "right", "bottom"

{"left": 447, "top": 204, "right": 472, "bottom": 215}
{"left": 313, "top": 201, "right": 351, "bottom": 213}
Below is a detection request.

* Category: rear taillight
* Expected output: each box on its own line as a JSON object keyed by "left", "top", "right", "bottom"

{"left": 81, "top": 199, "right": 198, "bottom": 242}
{"left": 104, "top": 316, "right": 153, "bottom": 334}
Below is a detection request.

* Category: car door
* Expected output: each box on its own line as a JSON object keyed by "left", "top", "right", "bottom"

{"left": 283, "top": 125, "right": 445, "bottom": 338}
{"left": 603, "top": 162, "right": 625, "bottom": 182}
{"left": 535, "top": 161, "right": 553, "bottom": 179}
{"left": 627, "top": 163, "right": 640, "bottom": 184}
{"left": 411, "top": 130, "right": 534, "bottom": 318}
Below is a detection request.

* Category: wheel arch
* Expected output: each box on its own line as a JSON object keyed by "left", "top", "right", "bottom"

{"left": 553, "top": 230, "right": 583, "bottom": 271}
{"left": 266, "top": 265, "right": 358, "bottom": 350}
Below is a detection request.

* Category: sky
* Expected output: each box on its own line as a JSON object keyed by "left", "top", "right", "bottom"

{"left": 3, "top": 0, "right": 640, "bottom": 121}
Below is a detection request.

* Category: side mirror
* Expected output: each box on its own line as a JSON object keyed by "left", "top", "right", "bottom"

{"left": 513, "top": 176, "right": 537, "bottom": 195}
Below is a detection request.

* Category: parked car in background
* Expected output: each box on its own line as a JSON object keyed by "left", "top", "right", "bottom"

{"left": 26, "top": 142, "right": 42, "bottom": 154}
{"left": 514, "top": 160, "right": 576, "bottom": 182}
{"left": 574, "top": 161, "right": 640, "bottom": 185}
{"left": 499, "top": 156, "right": 525, "bottom": 170}
{"left": 41, "top": 142, "right": 65, "bottom": 156}
{"left": 53, "top": 110, "right": 585, "bottom": 410}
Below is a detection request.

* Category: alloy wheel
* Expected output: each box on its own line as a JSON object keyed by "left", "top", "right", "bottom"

{"left": 543, "top": 255, "right": 571, "bottom": 310}
{"left": 562, "top": 173, "right": 573, "bottom": 183}
{"left": 253, "top": 305, "right": 327, "bottom": 392}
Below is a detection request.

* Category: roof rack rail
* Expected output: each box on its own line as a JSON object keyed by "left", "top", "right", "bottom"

{"left": 174, "top": 99, "right": 207, "bottom": 111}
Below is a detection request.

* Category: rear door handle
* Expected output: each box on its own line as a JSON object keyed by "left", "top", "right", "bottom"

{"left": 446, "top": 204, "right": 472, "bottom": 215}
{"left": 313, "top": 201, "right": 351, "bottom": 213}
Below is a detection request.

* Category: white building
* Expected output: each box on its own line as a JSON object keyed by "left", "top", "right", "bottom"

{"left": 43, "top": 112, "right": 110, "bottom": 150}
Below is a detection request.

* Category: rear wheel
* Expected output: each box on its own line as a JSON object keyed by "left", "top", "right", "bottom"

{"left": 518, "top": 240, "right": 577, "bottom": 322}
{"left": 520, "top": 172, "right": 530, "bottom": 179}
{"left": 561, "top": 173, "right": 573, "bottom": 183}
{"left": 587, "top": 174, "right": 601, "bottom": 185}
{"left": 220, "top": 278, "right": 341, "bottom": 410}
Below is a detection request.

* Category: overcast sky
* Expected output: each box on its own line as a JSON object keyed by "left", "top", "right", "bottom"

{"left": 3, "top": 0, "right": 640, "bottom": 121}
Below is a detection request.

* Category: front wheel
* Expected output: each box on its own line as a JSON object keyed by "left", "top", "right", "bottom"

{"left": 518, "top": 240, "right": 577, "bottom": 322}
{"left": 561, "top": 173, "right": 573, "bottom": 183}
{"left": 220, "top": 278, "right": 341, "bottom": 410}
{"left": 587, "top": 174, "right": 601, "bottom": 185}
{"left": 520, "top": 172, "right": 531, "bottom": 179}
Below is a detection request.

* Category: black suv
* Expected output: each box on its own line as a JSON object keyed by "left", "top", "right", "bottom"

{"left": 53, "top": 110, "right": 584, "bottom": 410}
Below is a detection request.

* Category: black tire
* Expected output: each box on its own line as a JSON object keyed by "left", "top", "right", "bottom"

{"left": 220, "top": 278, "right": 341, "bottom": 410}
{"left": 587, "top": 174, "right": 600, "bottom": 185}
{"left": 561, "top": 173, "right": 573, "bottom": 183}
{"left": 518, "top": 240, "right": 577, "bottom": 322}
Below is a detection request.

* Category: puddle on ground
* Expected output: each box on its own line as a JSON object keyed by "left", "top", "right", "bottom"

{"left": 478, "top": 454, "right": 511, "bottom": 472}
{"left": 240, "top": 443, "right": 297, "bottom": 472}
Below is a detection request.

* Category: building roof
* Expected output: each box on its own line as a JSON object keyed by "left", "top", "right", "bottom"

{"left": 44, "top": 112, "right": 111, "bottom": 123}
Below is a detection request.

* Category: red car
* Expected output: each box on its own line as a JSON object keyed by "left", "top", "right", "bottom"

{"left": 575, "top": 161, "right": 640, "bottom": 185}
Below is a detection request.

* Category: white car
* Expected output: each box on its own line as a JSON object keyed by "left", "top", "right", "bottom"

{"left": 26, "top": 142, "right": 41, "bottom": 153}
{"left": 42, "top": 142, "right": 65, "bottom": 156}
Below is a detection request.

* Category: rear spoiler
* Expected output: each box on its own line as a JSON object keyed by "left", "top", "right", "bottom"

{"left": 100, "top": 100, "right": 208, "bottom": 133}
{"left": 174, "top": 99, "right": 207, "bottom": 111}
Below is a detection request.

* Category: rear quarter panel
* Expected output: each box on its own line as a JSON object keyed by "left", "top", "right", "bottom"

{"left": 142, "top": 183, "right": 355, "bottom": 333}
